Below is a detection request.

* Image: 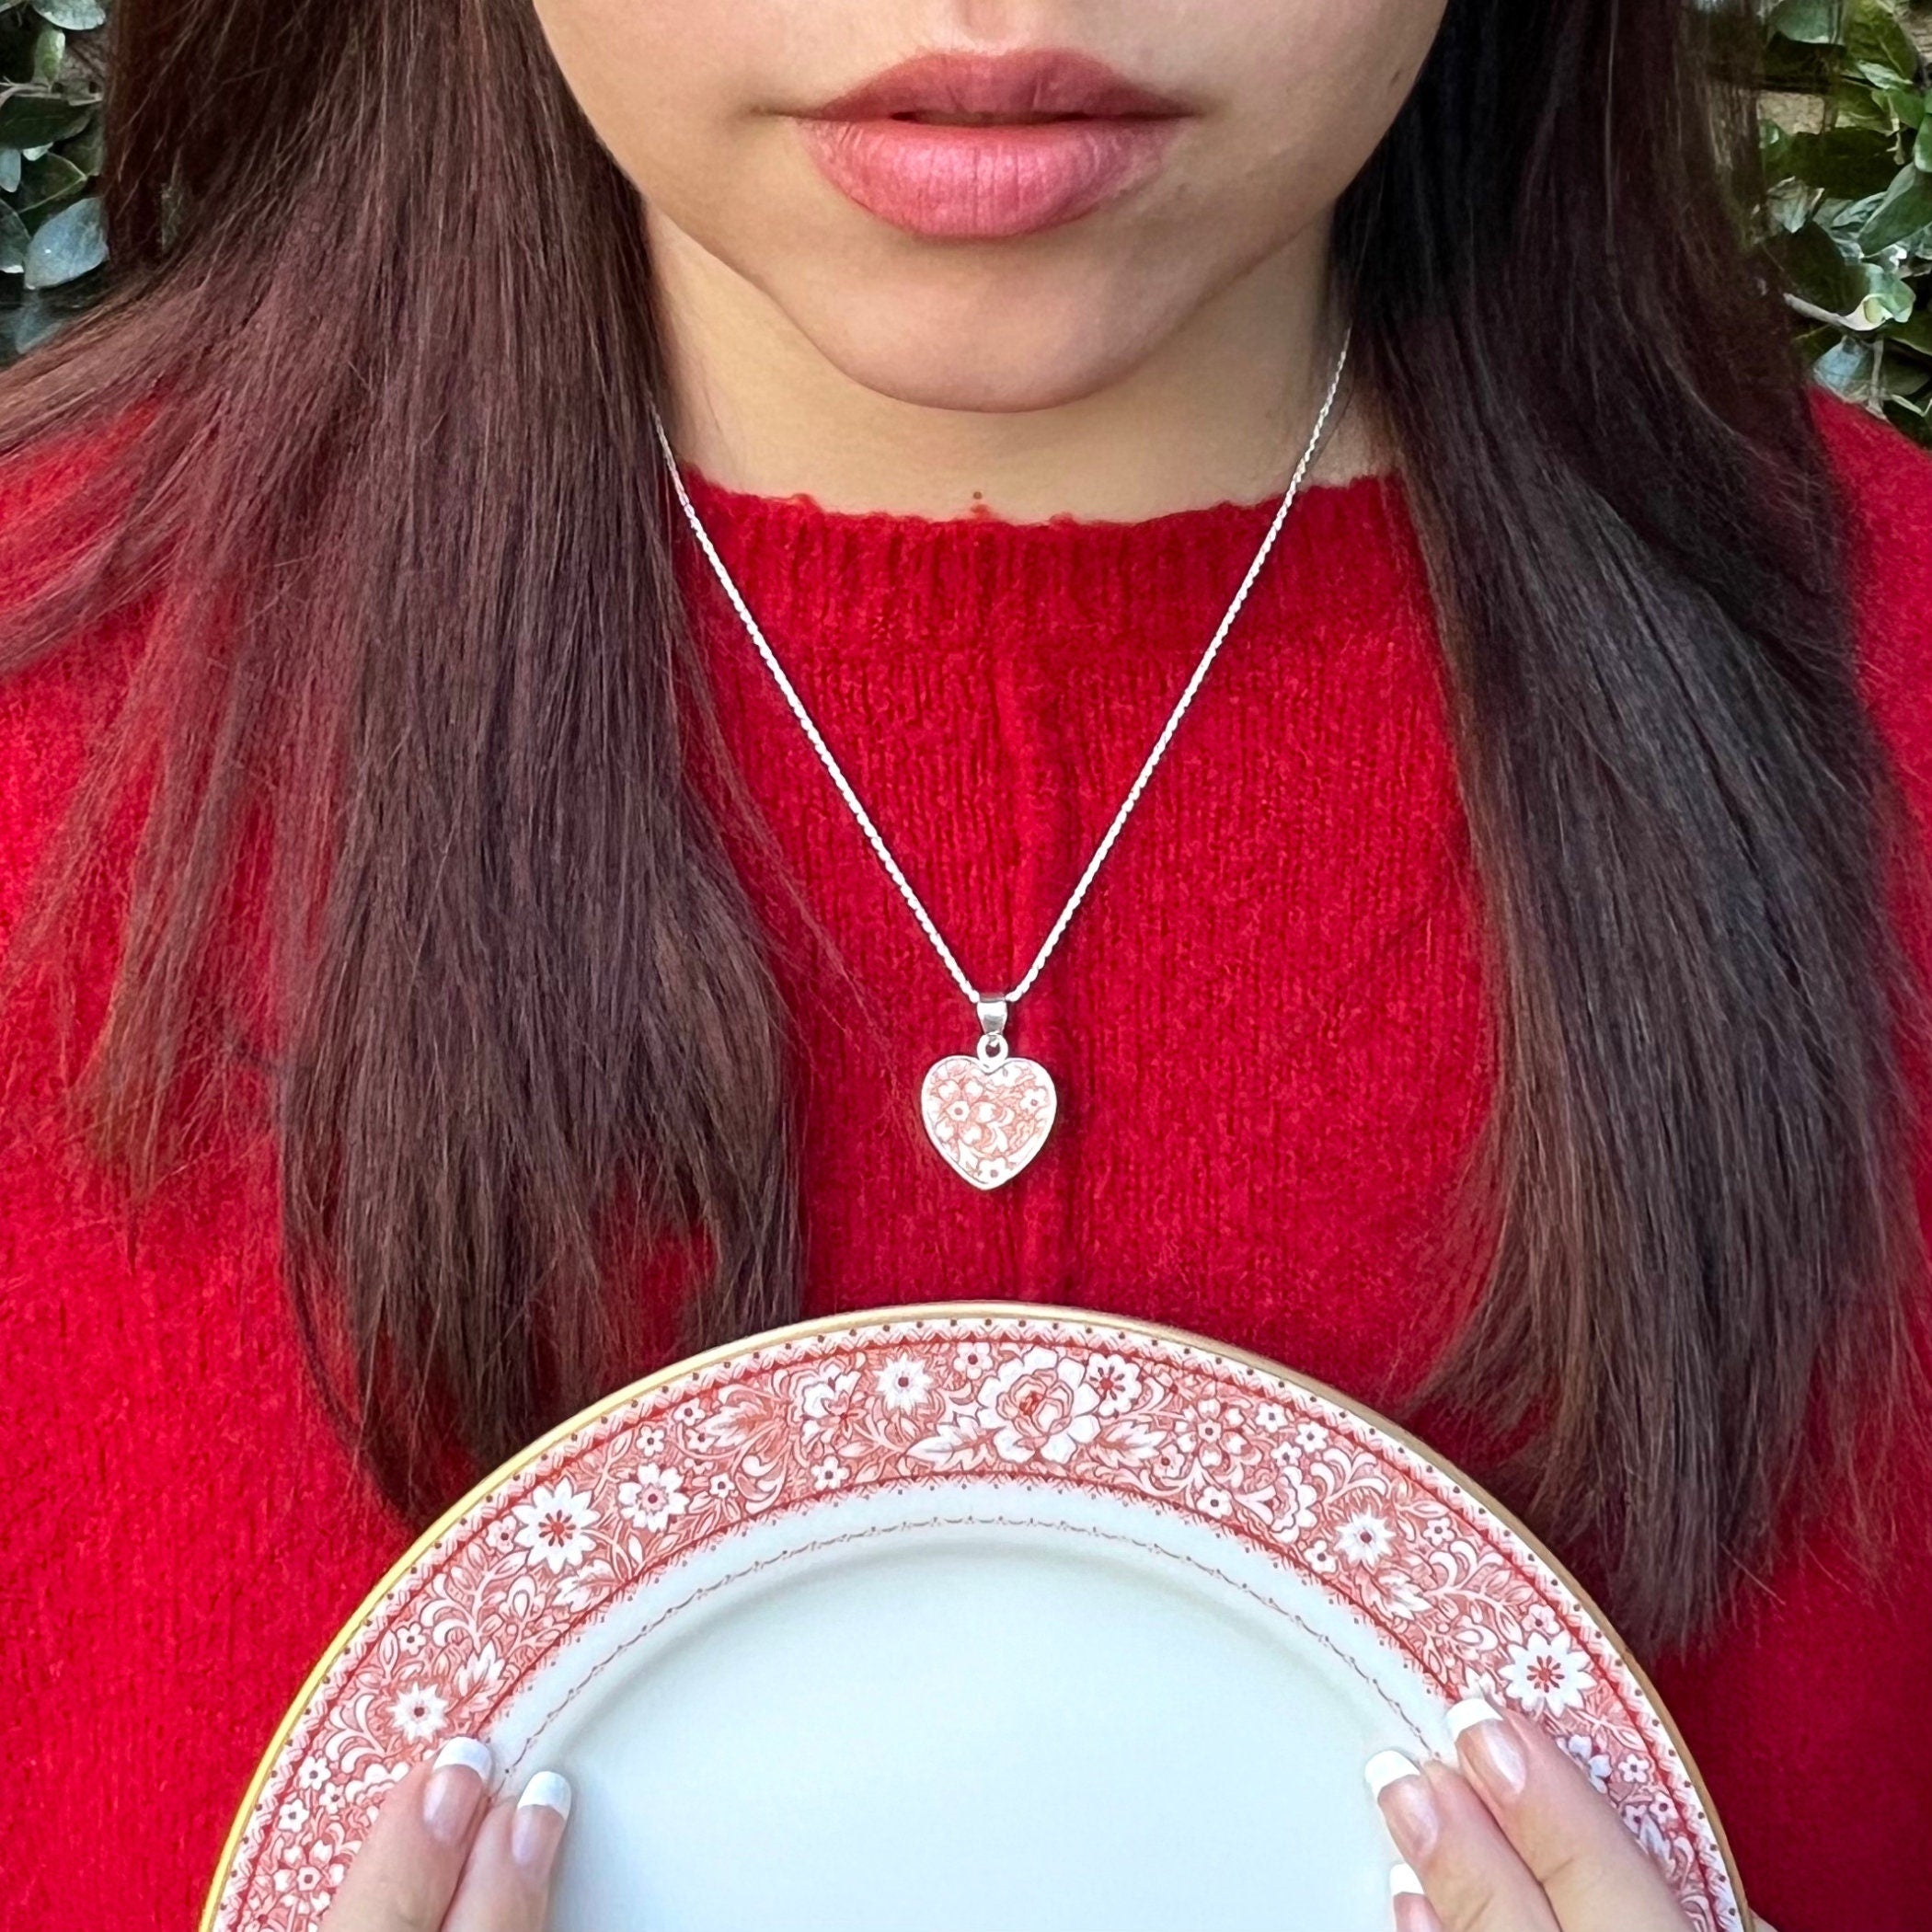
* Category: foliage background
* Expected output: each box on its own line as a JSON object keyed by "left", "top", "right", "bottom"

{"left": 2, "top": 2, "right": 1931, "bottom": 445}
{"left": 1762, "top": 0, "right": 1932, "bottom": 443}
{"left": 0, "top": 0, "right": 104, "bottom": 363}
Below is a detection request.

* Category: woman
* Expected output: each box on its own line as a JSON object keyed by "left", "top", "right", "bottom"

{"left": 1, "top": 0, "right": 1926, "bottom": 1926}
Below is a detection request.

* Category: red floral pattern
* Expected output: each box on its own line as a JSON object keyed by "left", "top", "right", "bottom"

{"left": 207, "top": 1314, "right": 1742, "bottom": 1932}
{"left": 918, "top": 1054, "right": 1057, "bottom": 1187}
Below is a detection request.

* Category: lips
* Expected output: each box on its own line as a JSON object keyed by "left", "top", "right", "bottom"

{"left": 795, "top": 50, "right": 1188, "bottom": 241}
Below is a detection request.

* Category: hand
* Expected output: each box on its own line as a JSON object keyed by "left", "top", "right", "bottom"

{"left": 1365, "top": 1696, "right": 1755, "bottom": 1932}
{"left": 320, "top": 1739, "right": 571, "bottom": 1932}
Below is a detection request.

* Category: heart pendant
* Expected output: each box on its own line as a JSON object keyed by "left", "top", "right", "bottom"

{"left": 920, "top": 1052, "right": 1058, "bottom": 1190}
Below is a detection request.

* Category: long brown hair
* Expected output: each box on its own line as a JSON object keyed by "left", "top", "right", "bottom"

{"left": 0, "top": 0, "right": 1922, "bottom": 1650}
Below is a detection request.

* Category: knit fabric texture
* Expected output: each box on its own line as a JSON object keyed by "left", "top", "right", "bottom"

{"left": 1, "top": 396, "right": 1928, "bottom": 1931}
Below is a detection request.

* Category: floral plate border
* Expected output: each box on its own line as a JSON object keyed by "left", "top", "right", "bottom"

{"left": 201, "top": 1304, "right": 1747, "bottom": 1932}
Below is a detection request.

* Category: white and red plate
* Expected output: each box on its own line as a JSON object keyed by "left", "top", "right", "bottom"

{"left": 203, "top": 1305, "right": 1747, "bottom": 1932}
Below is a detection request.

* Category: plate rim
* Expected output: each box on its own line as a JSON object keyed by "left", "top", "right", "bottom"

{"left": 199, "top": 1298, "right": 1751, "bottom": 1929}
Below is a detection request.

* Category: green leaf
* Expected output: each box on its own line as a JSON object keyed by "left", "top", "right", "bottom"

{"left": 1857, "top": 162, "right": 1932, "bottom": 252}
{"left": 1918, "top": 116, "right": 1932, "bottom": 175}
{"left": 1892, "top": 308, "right": 1932, "bottom": 355}
{"left": 21, "top": 189, "right": 101, "bottom": 287}
{"left": 1786, "top": 127, "right": 1903, "bottom": 200}
{"left": 0, "top": 145, "right": 18, "bottom": 193}
{"left": 1853, "top": 263, "right": 1917, "bottom": 326}
{"left": 0, "top": 201, "right": 29, "bottom": 273}
{"left": 1845, "top": 0, "right": 1921, "bottom": 87}
{"left": 1771, "top": 219, "right": 1867, "bottom": 314}
{"left": 1765, "top": 178, "right": 1815, "bottom": 234}
{"left": 12, "top": 145, "right": 80, "bottom": 210}
{"left": 58, "top": 109, "right": 99, "bottom": 175}
{"left": 4, "top": 293, "right": 63, "bottom": 357}
{"left": 1883, "top": 87, "right": 1927, "bottom": 129}
{"left": 0, "top": 87, "right": 90, "bottom": 148}
{"left": 1881, "top": 357, "right": 1931, "bottom": 398}
{"left": 1881, "top": 396, "right": 1932, "bottom": 447}
{"left": 29, "top": 23, "right": 60, "bottom": 82}
{"left": 1816, "top": 334, "right": 1877, "bottom": 396}
{"left": 29, "top": 0, "right": 104, "bottom": 27}
{"left": 1770, "top": 0, "right": 1846, "bottom": 46}
{"left": 1829, "top": 78, "right": 1898, "bottom": 132}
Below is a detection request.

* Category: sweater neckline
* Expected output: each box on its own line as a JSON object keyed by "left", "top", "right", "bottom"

{"left": 672, "top": 462, "right": 1419, "bottom": 674}
{"left": 677, "top": 461, "right": 1403, "bottom": 550}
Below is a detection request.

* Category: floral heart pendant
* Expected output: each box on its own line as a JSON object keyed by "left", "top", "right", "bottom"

{"left": 919, "top": 1052, "right": 1058, "bottom": 1190}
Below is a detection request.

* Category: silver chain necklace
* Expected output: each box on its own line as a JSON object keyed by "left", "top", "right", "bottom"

{"left": 652, "top": 328, "right": 1351, "bottom": 1190}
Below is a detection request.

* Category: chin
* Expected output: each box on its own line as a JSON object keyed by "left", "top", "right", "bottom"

{"left": 765, "top": 247, "right": 1200, "bottom": 414}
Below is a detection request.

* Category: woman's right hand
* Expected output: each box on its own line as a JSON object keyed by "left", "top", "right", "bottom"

{"left": 320, "top": 1740, "right": 570, "bottom": 1932}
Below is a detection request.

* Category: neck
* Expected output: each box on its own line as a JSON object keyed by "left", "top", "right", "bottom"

{"left": 648, "top": 210, "right": 1382, "bottom": 523}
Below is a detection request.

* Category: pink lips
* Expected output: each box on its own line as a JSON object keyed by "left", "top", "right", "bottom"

{"left": 796, "top": 50, "right": 1187, "bottom": 241}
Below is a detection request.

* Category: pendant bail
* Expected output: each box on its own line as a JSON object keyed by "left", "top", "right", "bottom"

{"left": 974, "top": 995, "right": 1010, "bottom": 1068}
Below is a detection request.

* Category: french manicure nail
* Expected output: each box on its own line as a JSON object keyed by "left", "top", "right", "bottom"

{"left": 1364, "top": 1750, "right": 1439, "bottom": 1861}
{"left": 1390, "top": 1861, "right": 1425, "bottom": 1897}
{"left": 1446, "top": 1695, "right": 1527, "bottom": 1800}
{"left": 1365, "top": 1748, "right": 1421, "bottom": 1798}
{"left": 511, "top": 1770, "right": 573, "bottom": 1878}
{"left": 421, "top": 1736, "right": 493, "bottom": 1845}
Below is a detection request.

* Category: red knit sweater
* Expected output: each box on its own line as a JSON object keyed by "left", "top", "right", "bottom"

{"left": 1, "top": 399, "right": 1928, "bottom": 1932}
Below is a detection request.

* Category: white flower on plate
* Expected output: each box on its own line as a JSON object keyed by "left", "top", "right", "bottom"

{"left": 875, "top": 1355, "right": 934, "bottom": 1413}
{"left": 1617, "top": 1753, "right": 1652, "bottom": 1786}
{"left": 811, "top": 1455, "right": 848, "bottom": 1492}
{"left": 1422, "top": 1516, "right": 1459, "bottom": 1547}
{"left": 277, "top": 1798, "right": 310, "bottom": 1834}
{"left": 1294, "top": 1421, "right": 1330, "bottom": 1452}
{"left": 394, "top": 1625, "right": 425, "bottom": 1656}
{"left": 1334, "top": 1511, "right": 1395, "bottom": 1567}
{"left": 1198, "top": 1485, "right": 1234, "bottom": 1519}
{"left": 633, "top": 1425, "right": 666, "bottom": 1460}
{"left": 1500, "top": 1628, "right": 1596, "bottom": 1719}
{"left": 1083, "top": 1352, "right": 1143, "bottom": 1418}
{"left": 1305, "top": 1538, "right": 1338, "bottom": 1575}
{"left": 1254, "top": 1401, "right": 1288, "bottom": 1434}
{"left": 975, "top": 1346, "right": 1102, "bottom": 1466}
{"left": 953, "top": 1340, "right": 996, "bottom": 1378}
{"left": 512, "top": 1479, "right": 600, "bottom": 1573}
{"left": 386, "top": 1683, "right": 448, "bottom": 1742}
{"left": 617, "top": 1463, "right": 689, "bottom": 1535}
{"left": 795, "top": 1367, "right": 862, "bottom": 1441}
{"left": 1271, "top": 1461, "right": 1319, "bottom": 1538}
{"left": 484, "top": 1514, "right": 518, "bottom": 1555}
{"left": 273, "top": 1839, "right": 346, "bottom": 1900}
{"left": 295, "top": 1758, "right": 333, "bottom": 1793}
{"left": 1561, "top": 1734, "right": 1613, "bottom": 1792}
{"left": 708, "top": 1472, "right": 736, "bottom": 1500}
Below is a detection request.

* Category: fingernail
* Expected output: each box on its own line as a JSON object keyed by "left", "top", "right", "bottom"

{"left": 1394, "top": 1891, "right": 1445, "bottom": 1932}
{"left": 1364, "top": 1749, "right": 1438, "bottom": 1861}
{"left": 421, "top": 1737, "right": 492, "bottom": 1845}
{"left": 1446, "top": 1695, "right": 1527, "bottom": 1800}
{"left": 511, "top": 1770, "right": 572, "bottom": 1879}
{"left": 1390, "top": 1861, "right": 1425, "bottom": 1897}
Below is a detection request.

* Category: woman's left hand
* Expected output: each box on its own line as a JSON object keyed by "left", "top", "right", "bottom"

{"left": 1367, "top": 1695, "right": 1764, "bottom": 1932}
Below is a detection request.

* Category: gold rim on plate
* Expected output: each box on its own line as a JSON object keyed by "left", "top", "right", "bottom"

{"left": 200, "top": 1299, "right": 1750, "bottom": 1929}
